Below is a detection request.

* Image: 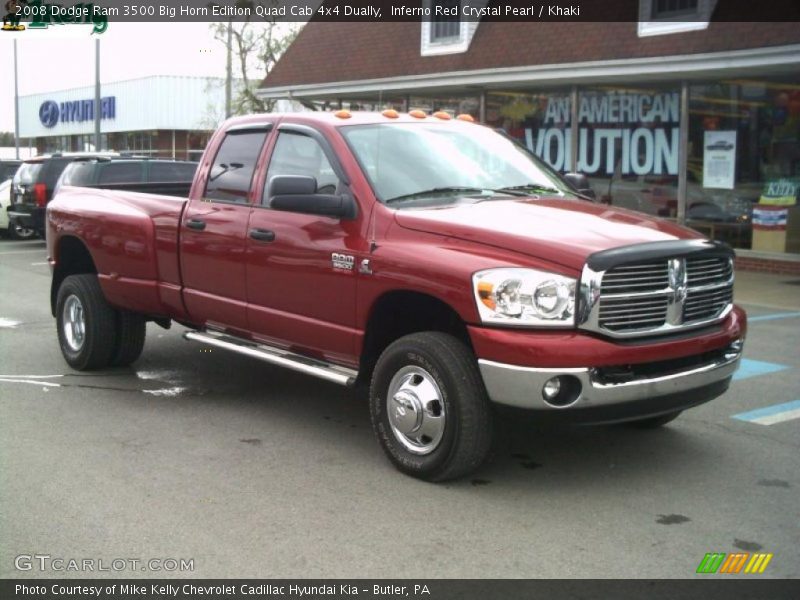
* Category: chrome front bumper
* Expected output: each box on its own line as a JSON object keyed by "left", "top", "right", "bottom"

{"left": 478, "top": 341, "right": 742, "bottom": 412}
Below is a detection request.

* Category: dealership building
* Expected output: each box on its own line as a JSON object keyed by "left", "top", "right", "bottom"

{"left": 259, "top": 5, "right": 800, "bottom": 270}
{"left": 18, "top": 75, "right": 227, "bottom": 161}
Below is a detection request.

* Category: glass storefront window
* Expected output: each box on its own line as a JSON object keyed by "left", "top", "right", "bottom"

{"left": 409, "top": 95, "right": 479, "bottom": 118}
{"left": 488, "top": 86, "right": 682, "bottom": 219}
{"left": 689, "top": 76, "right": 800, "bottom": 253}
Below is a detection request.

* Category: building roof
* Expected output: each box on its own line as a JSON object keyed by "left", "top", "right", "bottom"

{"left": 261, "top": 20, "right": 800, "bottom": 92}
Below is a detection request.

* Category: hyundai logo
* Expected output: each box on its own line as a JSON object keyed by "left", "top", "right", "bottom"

{"left": 39, "top": 101, "right": 60, "bottom": 128}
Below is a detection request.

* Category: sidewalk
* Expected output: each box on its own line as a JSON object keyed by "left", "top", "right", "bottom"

{"left": 735, "top": 271, "right": 800, "bottom": 311}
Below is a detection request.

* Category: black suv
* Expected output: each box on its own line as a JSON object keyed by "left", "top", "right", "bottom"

{"left": 55, "top": 157, "right": 198, "bottom": 197}
{"left": 11, "top": 154, "right": 198, "bottom": 238}
{"left": 10, "top": 153, "right": 118, "bottom": 238}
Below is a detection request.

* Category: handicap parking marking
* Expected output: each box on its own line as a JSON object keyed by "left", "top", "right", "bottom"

{"left": 747, "top": 311, "right": 800, "bottom": 323}
{"left": 732, "top": 399, "right": 800, "bottom": 426}
{"left": 733, "top": 359, "right": 790, "bottom": 381}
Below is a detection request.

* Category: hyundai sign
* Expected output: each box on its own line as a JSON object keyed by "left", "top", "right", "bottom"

{"left": 38, "top": 96, "right": 117, "bottom": 128}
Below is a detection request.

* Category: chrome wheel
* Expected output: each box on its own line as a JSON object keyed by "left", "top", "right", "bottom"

{"left": 62, "top": 294, "right": 86, "bottom": 352}
{"left": 386, "top": 366, "right": 446, "bottom": 455}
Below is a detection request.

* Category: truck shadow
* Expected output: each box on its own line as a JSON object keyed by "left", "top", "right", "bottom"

{"left": 132, "top": 325, "right": 725, "bottom": 494}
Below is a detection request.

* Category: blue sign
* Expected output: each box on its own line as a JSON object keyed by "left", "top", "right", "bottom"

{"left": 39, "top": 101, "right": 60, "bottom": 128}
{"left": 38, "top": 96, "right": 117, "bottom": 128}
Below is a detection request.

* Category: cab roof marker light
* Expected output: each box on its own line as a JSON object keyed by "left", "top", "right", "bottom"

{"left": 409, "top": 110, "right": 427, "bottom": 119}
{"left": 456, "top": 114, "right": 475, "bottom": 122}
{"left": 382, "top": 109, "right": 399, "bottom": 119}
{"left": 433, "top": 111, "right": 451, "bottom": 120}
{"left": 334, "top": 110, "right": 352, "bottom": 119}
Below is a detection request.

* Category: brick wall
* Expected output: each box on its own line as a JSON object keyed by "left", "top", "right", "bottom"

{"left": 735, "top": 256, "right": 800, "bottom": 276}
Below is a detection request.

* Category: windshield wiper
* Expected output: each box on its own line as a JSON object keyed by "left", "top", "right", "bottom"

{"left": 494, "top": 183, "right": 564, "bottom": 196}
{"left": 384, "top": 186, "right": 486, "bottom": 204}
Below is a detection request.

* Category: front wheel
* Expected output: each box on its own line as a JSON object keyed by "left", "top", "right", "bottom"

{"left": 369, "top": 332, "right": 493, "bottom": 482}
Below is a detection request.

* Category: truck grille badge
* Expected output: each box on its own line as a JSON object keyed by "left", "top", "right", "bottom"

{"left": 666, "top": 258, "right": 688, "bottom": 326}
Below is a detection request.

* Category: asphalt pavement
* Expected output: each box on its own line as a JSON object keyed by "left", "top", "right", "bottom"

{"left": 1, "top": 238, "right": 798, "bottom": 579}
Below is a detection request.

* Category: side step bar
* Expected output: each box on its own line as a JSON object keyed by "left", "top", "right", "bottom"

{"left": 184, "top": 330, "right": 358, "bottom": 387}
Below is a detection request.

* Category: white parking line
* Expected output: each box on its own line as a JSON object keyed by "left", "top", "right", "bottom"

{"left": 0, "top": 249, "right": 46, "bottom": 255}
{"left": 30, "top": 262, "right": 50, "bottom": 266}
{"left": 0, "top": 378, "right": 61, "bottom": 387}
{"left": 0, "top": 374, "right": 63, "bottom": 378}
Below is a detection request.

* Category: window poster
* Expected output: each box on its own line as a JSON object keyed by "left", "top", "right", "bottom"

{"left": 703, "top": 130, "right": 737, "bottom": 190}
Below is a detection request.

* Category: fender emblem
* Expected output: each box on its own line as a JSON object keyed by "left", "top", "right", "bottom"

{"left": 331, "top": 253, "right": 355, "bottom": 270}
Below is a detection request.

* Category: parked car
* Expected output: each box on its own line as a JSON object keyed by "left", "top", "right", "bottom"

{"left": 10, "top": 152, "right": 119, "bottom": 238}
{"left": 0, "top": 179, "right": 36, "bottom": 239}
{"left": 0, "top": 159, "right": 22, "bottom": 183}
{"left": 46, "top": 111, "right": 745, "bottom": 481}
{"left": 54, "top": 157, "right": 198, "bottom": 198}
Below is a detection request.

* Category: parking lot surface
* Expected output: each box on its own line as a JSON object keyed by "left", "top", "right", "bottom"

{"left": 1, "top": 238, "right": 798, "bottom": 578}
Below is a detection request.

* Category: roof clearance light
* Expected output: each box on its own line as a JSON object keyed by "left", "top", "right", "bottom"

{"left": 334, "top": 110, "right": 352, "bottom": 119}
{"left": 433, "top": 111, "right": 451, "bottom": 120}
{"left": 456, "top": 114, "right": 475, "bottom": 122}
{"left": 409, "top": 110, "right": 427, "bottom": 119}
{"left": 382, "top": 109, "right": 399, "bottom": 119}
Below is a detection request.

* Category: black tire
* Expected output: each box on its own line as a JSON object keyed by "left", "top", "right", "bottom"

{"left": 9, "top": 220, "right": 37, "bottom": 240}
{"left": 369, "top": 332, "right": 493, "bottom": 482}
{"left": 111, "top": 310, "right": 146, "bottom": 367}
{"left": 56, "top": 274, "right": 118, "bottom": 370}
{"left": 625, "top": 410, "right": 682, "bottom": 429}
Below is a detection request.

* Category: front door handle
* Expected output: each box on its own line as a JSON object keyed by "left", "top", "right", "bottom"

{"left": 249, "top": 228, "right": 276, "bottom": 242}
{"left": 186, "top": 218, "right": 206, "bottom": 231}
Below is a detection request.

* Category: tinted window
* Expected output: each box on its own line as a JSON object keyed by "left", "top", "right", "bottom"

{"left": 204, "top": 131, "right": 267, "bottom": 203}
{"left": 13, "top": 162, "right": 43, "bottom": 185}
{"left": 43, "top": 159, "right": 75, "bottom": 190}
{"left": 264, "top": 133, "right": 340, "bottom": 204}
{"left": 149, "top": 162, "right": 197, "bottom": 182}
{"left": 59, "top": 162, "right": 96, "bottom": 187}
{"left": 97, "top": 162, "right": 143, "bottom": 184}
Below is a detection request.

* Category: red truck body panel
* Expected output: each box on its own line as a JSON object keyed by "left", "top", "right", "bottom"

{"left": 46, "top": 112, "right": 745, "bottom": 374}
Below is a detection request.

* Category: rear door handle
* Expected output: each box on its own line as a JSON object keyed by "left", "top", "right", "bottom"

{"left": 186, "top": 219, "right": 206, "bottom": 231}
{"left": 249, "top": 228, "right": 276, "bottom": 242}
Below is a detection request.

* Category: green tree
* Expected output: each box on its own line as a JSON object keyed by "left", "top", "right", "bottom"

{"left": 0, "top": 132, "right": 15, "bottom": 146}
{"left": 209, "top": 0, "right": 300, "bottom": 115}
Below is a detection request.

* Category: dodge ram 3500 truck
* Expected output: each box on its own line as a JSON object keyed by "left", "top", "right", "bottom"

{"left": 46, "top": 111, "right": 746, "bottom": 481}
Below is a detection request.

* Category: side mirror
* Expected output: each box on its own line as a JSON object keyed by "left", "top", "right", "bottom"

{"left": 563, "top": 172, "right": 596, "bottom": 200}
{"left": 269, "top": 174, "right": 317, "bottom": 196}
{"left": 268, "top": 175, "right": 356, "bottom": 219}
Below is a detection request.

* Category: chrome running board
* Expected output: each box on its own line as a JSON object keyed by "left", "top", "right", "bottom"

{"left": 184, "top": 330, "right": 358, "bottom": 386}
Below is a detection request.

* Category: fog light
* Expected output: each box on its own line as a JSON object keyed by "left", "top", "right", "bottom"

{"left": 541, "top": 375, "right": 582, "bottom": 408}
{"left": 542, "top": 377, "right": 561, "bottom": 400}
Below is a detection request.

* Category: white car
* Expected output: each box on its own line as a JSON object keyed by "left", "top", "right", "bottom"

{"left": 0, "top": 179, "right": 36, "bottom": 240}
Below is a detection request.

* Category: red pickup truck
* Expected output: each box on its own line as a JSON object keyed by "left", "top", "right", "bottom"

{"left": 46, "top": 111, "right": 746, "bottom": 481}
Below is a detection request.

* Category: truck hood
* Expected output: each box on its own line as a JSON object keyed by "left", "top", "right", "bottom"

{"left": 394, "top": 198, "right": 702, "bottom": 272}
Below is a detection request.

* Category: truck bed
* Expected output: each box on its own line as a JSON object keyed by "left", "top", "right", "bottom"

{"left": 47, "top": 187, "right": 190, "bottom": 320}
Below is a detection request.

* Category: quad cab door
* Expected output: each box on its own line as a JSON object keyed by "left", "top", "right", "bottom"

{"left": 180, "top": 124, "right": 272, "bottom": 332}
{"left": 245, "top": 123, "right": 363, "bottom": 366}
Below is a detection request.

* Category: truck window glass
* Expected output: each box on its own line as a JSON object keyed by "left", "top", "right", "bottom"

{"left": 342, "top": 123, "right": 570, "bottom": 205}
{"left": 264, "top": 132, "right": 340, "bottom": 204}
{"left": 204, "top": 131, "right": 268, "bottom": 203}
{"left": 98, "top": 162, "right": 143, "bottom": 185}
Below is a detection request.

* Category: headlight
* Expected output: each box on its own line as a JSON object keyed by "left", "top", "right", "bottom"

{"left": 473, "top": 268, "right": 576, "bottom": 327}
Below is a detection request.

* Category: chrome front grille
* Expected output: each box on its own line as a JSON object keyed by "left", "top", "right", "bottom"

{"left": 579, "top": 245, "right": 735, "bottom": 338}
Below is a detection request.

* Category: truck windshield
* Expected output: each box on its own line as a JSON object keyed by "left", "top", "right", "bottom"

{"left": 341, "top": 122, "right": 574, "bottom": 206}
